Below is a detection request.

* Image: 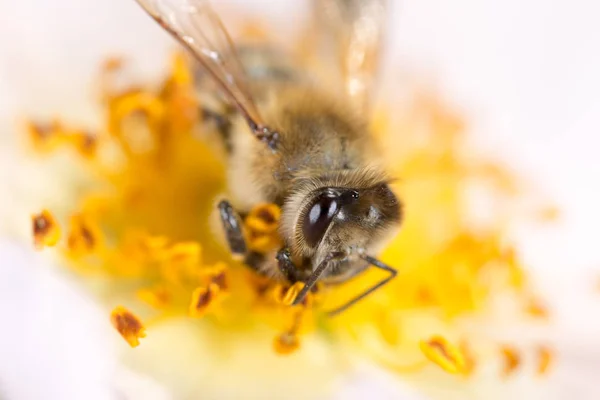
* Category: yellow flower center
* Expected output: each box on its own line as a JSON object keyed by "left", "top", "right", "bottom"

{"left": 27, "top": 48, "right": 555, "bottom": 376}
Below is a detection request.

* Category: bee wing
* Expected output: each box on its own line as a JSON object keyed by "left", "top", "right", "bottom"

{"left": 312, "top": 0, "right": 388, "bottom": 114}
{"left": 135, "top": 0, "right": 267, "bottom": 135}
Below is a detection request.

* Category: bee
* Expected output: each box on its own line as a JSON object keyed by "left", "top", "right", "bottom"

{"left": 135, "top": 0, "right": 401, "bottom": 315}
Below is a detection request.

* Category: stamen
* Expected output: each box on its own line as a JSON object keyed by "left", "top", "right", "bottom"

{"left": 525, "top": 297, "right": 549, "bottom": 319}
{"left": 276, "top": 282, "right": 306, "bottom": 306}
{"left": 110, "top": 306, "right": 146, "bottom": 348}
{"left": 137, "top": 286, "right": 171, "bottom": 309}
{"left": 189, "top": 283, "right": 221, "bottom": 317}
{"left": 27, "top": 120, "right": 65, "bottom": 152}
{"left": 500, "top": 345, "right": 521, "bottom": 377}
{"left": 536, "top": 345, "right": 553, "bottom": 376}
{"left": 245, "top": 203, "right": 282, "bottom": 253}
{"left": 71, "top": 130, "right": 99, "bottom": 158}
{"left": 273, "top": 332, "right": 300, "bottom": 355}
{"left": 66, "top": 213, "right": 101, "bottom": 256}
{"left": 420, "top": 336, "right": 467, "bottom": 374}
{"left": 31, "top": 209, "right": 61, "bottom": 249}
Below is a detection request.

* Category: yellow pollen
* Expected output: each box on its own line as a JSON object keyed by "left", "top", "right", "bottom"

{"left": 500, "top": 345, "right": 521, "bottom": 377}
{"left": 420, "top": 336, "right": 467, "bottom": 375}
{"left": 459, "top": 340, "right": 476, "bottom": 376}
{"left": 31, "top": 209, "right": 61, "bottom": 249}
{"left": 70, "top": 130, "right": 98, "bottom": 158}
{"left": 525, "top": 296, "right": 549, "bottom": 319}
{"left": 282, "top": 282, "right": 306, "bottom": 306}
{"left": 273, "top": 332, "right": 301, "bottom": 355}
{"left": 201, "top": 263, "right": 229, "bottom": 291}
{"left": 189, "top": 283, "right": 221, "bottom": 318}
{"left": 245, "top": 203, "right": 282, "bottom": 253}
{"left": 26, "top": 120, "right": 66, "bottom": 152}
{"left": 536, "top": 345, "right": 553, "bottom": 376}
{"left": 137, "top": 286, "right": 171, "bottom": 309}
{"left": 110, "top": 306, "right": 146, "bottom": 348}
{"left": 66, "top": 213, "right": 101, "bottom": 257}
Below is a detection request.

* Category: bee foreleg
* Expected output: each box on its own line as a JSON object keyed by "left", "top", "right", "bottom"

{"left": 276, "top": 248, "right": 302, "bottom": 284}
{"left": 218, "top": 200, "right": 247, "bottom": 258}
{"left": 326, "top": 255, "right": 397, "bottom": 317}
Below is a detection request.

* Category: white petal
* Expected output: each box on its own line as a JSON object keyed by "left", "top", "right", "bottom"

{"left": 0, "top": 240, "right": 116, "bottom": 399}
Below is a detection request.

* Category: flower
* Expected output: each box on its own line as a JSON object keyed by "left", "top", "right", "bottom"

{"left": 18, "top": 39, "right": 559, "bottom": 398}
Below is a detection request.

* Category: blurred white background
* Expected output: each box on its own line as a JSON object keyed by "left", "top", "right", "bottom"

{"left": 1, "top": 0, "right": 600, "bottom": 399}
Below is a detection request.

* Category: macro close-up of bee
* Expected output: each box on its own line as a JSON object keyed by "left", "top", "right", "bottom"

{"left": 4, "top": 0, "right": 600, "bottom": 398}
{"left": 135, "top": 0, "right": 401, "bottom": 315}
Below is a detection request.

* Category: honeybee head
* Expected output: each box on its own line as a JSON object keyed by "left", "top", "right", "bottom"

{"left": 282, "top": 170, "right": 402, "bottom": 268}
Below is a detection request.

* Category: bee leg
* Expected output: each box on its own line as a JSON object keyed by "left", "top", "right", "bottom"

{"left": 216, "top": 200, "right": 268, "bottom": 273}
{"left": 276, "top": 248, "right": 302, "bottom": 284}
{"left": 218, "top": 200, "right": 247, "bottom": 258}
{"left": 326, "top": 255, "right": 397, "bottom": 317}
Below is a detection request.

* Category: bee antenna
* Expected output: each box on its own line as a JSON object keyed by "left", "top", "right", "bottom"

{"left": 326, "top": 254, "right": 397, "bottom": 316}
{"left": 292, "top": 251, "right": 345, "bottom": 306}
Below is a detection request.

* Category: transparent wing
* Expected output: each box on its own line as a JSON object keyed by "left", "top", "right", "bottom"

{"left": 312, "top": 0, "right": 388, "bottom": 114}
{"left": 135, "top": 0, "right": 279, "bottom": 147}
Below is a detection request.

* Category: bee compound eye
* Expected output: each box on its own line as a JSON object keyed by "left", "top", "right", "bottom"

{"left": 302, "top": 194, "right": 339, "bottom": 247}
